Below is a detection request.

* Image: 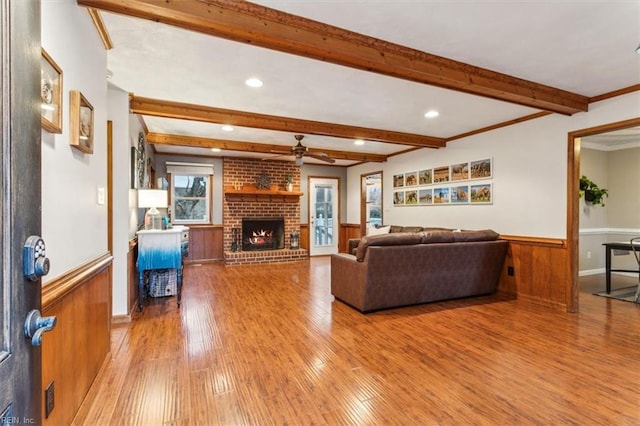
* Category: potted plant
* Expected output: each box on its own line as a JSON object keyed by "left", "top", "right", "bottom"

{"left": 579, "top": 175, "right": 608, "bottom": 206}
{"left": 284, "top": 174, "right": 293, "bottom": 192}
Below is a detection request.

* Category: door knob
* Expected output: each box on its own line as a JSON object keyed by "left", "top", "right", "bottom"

{"left": 24, "top": 309, "right": 56, "bottom": 346}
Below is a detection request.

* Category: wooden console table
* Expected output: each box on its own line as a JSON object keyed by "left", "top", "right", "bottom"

{"left": 136, "top": 226, "right": 189, "bottom": 311}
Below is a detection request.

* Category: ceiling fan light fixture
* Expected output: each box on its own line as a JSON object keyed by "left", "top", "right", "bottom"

{"left": 295, "top": 156, "right": 304, "bottom": 166}
{"left": 245, "top": 77, "right": 263, "bottom": 88}
{"left": 424, "top": 110, "right": 439, "bottom": 119}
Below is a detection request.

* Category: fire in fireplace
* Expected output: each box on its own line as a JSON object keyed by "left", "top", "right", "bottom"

{"left": 242, "top": 217, "right": 285, "bottom": 251}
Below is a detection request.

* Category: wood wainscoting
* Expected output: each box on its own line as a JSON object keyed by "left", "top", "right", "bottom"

{"left": 498, "top": 235, "right": 569, "bottom": 311}
{"left": 41, "top": 253, "right": 113, "bottom": 425}
{"left": 127, "top": 238, "right": 138, "bottom": 317}
{"left": 340, "top": 223, "right": 362, "bottom": 253}
{"left": 300, "top": 223, "right": 360, "bottom": 253}
{"left": 185, "top": 224, "right": 223, "bottom": 263}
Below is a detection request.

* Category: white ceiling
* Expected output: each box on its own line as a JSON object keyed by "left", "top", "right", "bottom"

{"left": 98, "top": 1, "right": 640, "bottom": 166}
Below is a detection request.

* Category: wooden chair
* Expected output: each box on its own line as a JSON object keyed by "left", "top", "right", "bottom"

{"left": 630, "top": 237, "right": 640, "bottom": 303}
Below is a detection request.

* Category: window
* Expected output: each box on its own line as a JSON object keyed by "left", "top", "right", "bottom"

{"left": 167, "top": 162, "right": 214, "bottom": 224}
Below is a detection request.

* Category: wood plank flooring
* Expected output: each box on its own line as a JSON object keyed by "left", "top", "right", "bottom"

{"left": 73, "top": 258, "right": 640, "bottom": 425}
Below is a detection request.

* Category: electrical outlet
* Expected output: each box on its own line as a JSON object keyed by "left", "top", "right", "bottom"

{"left": 587, "top": 251, "right": 592, "bottom": 259}
{"left": 45, "top": 381, "right": 55, "bottom": 418}
{"left": 507, "top": 266, "right": 514, "bottom": 276}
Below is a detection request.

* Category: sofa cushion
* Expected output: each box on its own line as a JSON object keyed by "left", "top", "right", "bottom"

{"left": 367, "top": 225, "right": 391, "bottom": 236}
{"left": 398, "top": 226, "right": 424, "bottom": 233}
{"left": 452, "top": 229, "right": 500, "bottom": 242}
{"left": 420, "top": 230, "right": 455, "bottom": 244}
{"left": 355, "top": 232, "right": 423, "bottom": 261}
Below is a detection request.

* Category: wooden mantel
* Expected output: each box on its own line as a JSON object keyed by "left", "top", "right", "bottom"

{"left": 224, "top": 185, "right": 302, "bottom": 202}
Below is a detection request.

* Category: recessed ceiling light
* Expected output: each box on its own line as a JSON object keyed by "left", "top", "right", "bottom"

{"left": 211, "top": 148, "right": 221, "bottom": 152}
{"left": 424, "top": 110, "right": 439, "bottom": 118}
{"left": 245, "top": 77, "right": 263, "bottom": 88}
{"left": 221, "top": 125, "right": 234, "bottom": 131}
{"left": 354, "top": 139, "right": 365, "bottom": 146}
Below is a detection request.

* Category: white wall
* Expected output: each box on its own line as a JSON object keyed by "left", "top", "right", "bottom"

{"left": 347, "top": 92, "right": 640, "bottom": 239}
{"left": 41, "top": 2, "right": 108, "bottom": 282}
{"left": 107, "top": 85, "right": 131, "bottom": 315}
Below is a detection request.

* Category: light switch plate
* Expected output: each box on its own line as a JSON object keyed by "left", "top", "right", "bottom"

{"left": 97, "top": 187, "right": 105, "bottom": 205}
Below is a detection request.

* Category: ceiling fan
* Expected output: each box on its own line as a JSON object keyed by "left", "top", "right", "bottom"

{"left": 270, "top": 135, "right": 336, "bottom": 166}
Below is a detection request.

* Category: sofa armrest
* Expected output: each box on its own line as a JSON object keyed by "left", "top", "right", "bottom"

{"left": 331, "top": 253, "right": 368, "bottom": 311}
{"left": 347, "top": 238, "right": 361, "bottom": 255}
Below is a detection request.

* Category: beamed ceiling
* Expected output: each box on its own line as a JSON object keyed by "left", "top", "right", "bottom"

{"left": 78, "top": 0, "right": 640, "bottom": 166}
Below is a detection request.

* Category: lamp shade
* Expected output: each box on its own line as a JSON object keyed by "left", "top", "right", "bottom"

{"left": 138, "top": 189, "right": 168, "bottom": 209}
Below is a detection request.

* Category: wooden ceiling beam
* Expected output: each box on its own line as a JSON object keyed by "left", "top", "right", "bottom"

{"left": 132, "top": 96, "right": 444, "bottom": 148}
{"left": 78, "top": 0, "right": 588, "bottom": 115}
{"left": 147, "top": 133, "right": 388, "bottom": 163}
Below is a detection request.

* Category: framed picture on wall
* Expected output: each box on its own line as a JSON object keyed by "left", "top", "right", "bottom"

{"left": 418, "top": 169, "right": 432, "bottom": 185}
{"left": 470, "top": 158, "right": 492, "bottom": 179}
{"left": 405, "top": 190, "right": 418, "bottom": 205}
{"left": 470, "top": 183, "right": 492, "bottom": 204}
{"left": 69, "top": 90, "right": 94, "bottom": 154}
{"left": 433, "top": 166, "right": 450, "bottom": 183}
{"left": 433, "top": 187, "right": 450, "bottom": 204}
{"left": 393, "top": 173, "right": 404, "bottom": 188}
{"left": 450, "top": 162, "right": 469, "bottom": 181}
{"left": 393, "top": 191, "right": 405, "bottom": 205}
{"left": 451, "top": 185, "right": 470, "bottom": 203}
{"left": 40, "top": 49, "right": 63, "bottom": 134}
{"left": 130, "top": 147, "right": 138, "bottom": 189}
{"left": 418, "top": 188, "right": 433, "bottom": 204}
{"left": 404, "top": 171, "right": 418, "bottom": 187}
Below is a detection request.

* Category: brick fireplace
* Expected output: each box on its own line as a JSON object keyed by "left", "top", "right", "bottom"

{"left": 223, "top": 158, "right": 307, "bottom": 265}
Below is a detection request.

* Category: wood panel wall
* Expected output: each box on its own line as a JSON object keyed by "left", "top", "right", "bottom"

{"left": 340, "top": 223, "right": 362, "bottom": 253}
{"left": 41, "top": 253, "right": 113, "bottom": 425}
{"left": 300, "top": 224, "right": 309, "bottom": 250}
{"left": 184, "top": 225, "right": 223, "bottom": 263}
{"left": 498, "top": 236, "right": 569, "bottom": 311}
{"left": 127, "top": 239, "right": 138, "bottom": 317}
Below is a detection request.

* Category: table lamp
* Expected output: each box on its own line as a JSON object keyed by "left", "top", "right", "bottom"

{"left": 138, "top": 189, "right": 168, "bottom": 230}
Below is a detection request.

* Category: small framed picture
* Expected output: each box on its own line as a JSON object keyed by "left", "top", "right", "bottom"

{"left": 418, "top": 169, "right": 432, "bottom": 185}
{"left": 470, "top": 158, "right": 492, "bottom": 179}
{"left": 40, "top": 49, "right": 63, "bottom": 133}
{"left": 393, "top": 174, "right": 404, "bottom": 188}
{"left": 393, "top": 191, "right": 405, "bottom": 206}
{"left": 471, "top": 183, "right": 492, "bottom": 204}
{"left": 69, "top": 90, "right": 94, "bottom": 154}
{"left": 404, "top": 171, "right": 418, "bottom": 187}
{"left": 405, "top": 190, "right": 418, "bottom": 205}
{"left": 451, "top": 185, "right": 470, "bottom": 203}
{"left": 418, "top": 188, "right": 433, "bottom": 204}
{"left": 450, "top": 162, "right": 469, "bottom": 181}
{"left": 433, "top": 166, "right": 450, "bottom": 183}
{"left": 433, "top": 187, "right": 450, "bottom": 204}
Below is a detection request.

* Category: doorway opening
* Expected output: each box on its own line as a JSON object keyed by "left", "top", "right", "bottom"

{"left": 360, "top": 171, "right": 382, "bottom": 236}
{"left": 568, "top": 117, "right": 640, "bottom": 311}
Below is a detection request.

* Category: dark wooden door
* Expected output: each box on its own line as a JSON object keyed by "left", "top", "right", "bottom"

{"left": 0, "top": 0, "right": 45, "bottom": 423}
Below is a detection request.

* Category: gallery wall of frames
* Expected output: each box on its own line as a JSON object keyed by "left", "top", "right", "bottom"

{"left": 392, "top": 158, "right": 492, "bottom": 206}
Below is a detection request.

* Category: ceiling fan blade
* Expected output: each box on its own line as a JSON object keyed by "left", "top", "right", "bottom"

{"left": 263, "top": 153, "right": 293, "bottom": 161}
{"left": 306, "top": 152, "right": 336, "bottom": 163}
{"left": 270, "top": 149, "right": 292, "bottom": 155}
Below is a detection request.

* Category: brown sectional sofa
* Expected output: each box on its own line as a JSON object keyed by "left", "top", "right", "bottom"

{"left": 332, "top": 229, "right": 508, "bottom": 313}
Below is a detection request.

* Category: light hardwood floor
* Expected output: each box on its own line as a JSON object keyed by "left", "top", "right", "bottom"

{"left": 73, "top": 258, "right": 640, "bottom": 425}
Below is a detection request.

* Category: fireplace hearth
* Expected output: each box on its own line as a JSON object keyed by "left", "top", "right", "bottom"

{"left": 242, "top": 217, "right": 285, "bottom": 251}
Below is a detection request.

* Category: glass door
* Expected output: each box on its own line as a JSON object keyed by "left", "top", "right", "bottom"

{"left": 361, "top": 172, "right": 382, "bottom": 235}
{"left": 309, "top": 177, "right": 339, "bottom": 256}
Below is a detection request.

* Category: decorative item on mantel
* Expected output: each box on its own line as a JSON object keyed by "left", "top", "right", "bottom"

{"left": 290, "top": 230, "right": 300, "bottom": 250}
{"left": 284, "top": 174, "right": 293, "bottom": 192}
{"left": 255, "top": 171, "right": 272, "bottom": 189}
